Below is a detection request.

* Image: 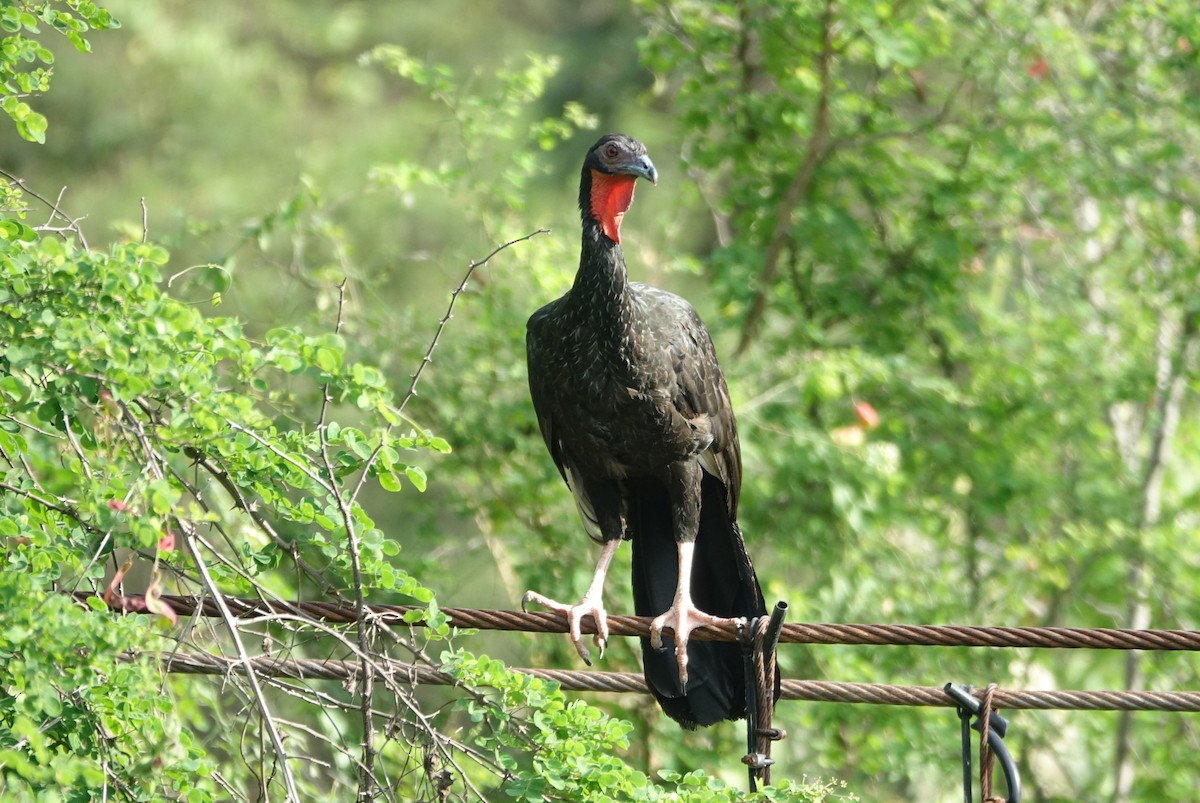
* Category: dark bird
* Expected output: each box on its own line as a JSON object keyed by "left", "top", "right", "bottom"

{"left": 523, "top": 133, "right": 768, "bottom": 728}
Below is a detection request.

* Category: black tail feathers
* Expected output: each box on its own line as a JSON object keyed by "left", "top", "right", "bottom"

{"left": 629, "top": 472, "right": 767, "bottom": 729}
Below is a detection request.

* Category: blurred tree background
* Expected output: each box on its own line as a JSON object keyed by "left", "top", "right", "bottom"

{"left": 2, "top": 0, "right": 1199, "bottom": 801}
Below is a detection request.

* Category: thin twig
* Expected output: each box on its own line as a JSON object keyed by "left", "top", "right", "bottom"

{"left": 0, "top": 167, "right": 89, "bottom": 249}
{"left": 114, "top": 400, "right": 302, "bottom": 802}
{"left": 181, "top": 448, "right": 342, "bottom": 599}
{"left": 343, "top": 228, "right": 550, "bottom": 508}
{"left": 317, "top": 279, "right": 379, "bottom": 801}
{"left": 183, "top": 534, "right": 302, "bottom": 802}
{"left": 396, "top": 228, "right": 549, "bottom": 416}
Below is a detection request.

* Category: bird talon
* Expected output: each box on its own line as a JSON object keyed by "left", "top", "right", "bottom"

{"left": 649, "top": 627, "right": 663, "bottom": 652}
{"left": 521, "top": 588, "right": 610, "bottom": 666}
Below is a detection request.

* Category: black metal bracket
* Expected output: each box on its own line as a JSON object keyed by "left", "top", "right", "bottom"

{"left": 944, "top": 682, "right": 1022, "bottom": 803}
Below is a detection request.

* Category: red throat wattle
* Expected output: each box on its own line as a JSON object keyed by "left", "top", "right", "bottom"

{"left": 590, "top": 170, "right": 638, "bottom": 244}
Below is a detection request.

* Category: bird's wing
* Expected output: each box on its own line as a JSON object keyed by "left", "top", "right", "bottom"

{"left": 526, "top": 305, "right": 605, "bottom": 542}
{"left": 526, "top": 305, "right": 570, "bottom": 485}
{"left": 637, "top": 285, "right": 743, "bottom": 517}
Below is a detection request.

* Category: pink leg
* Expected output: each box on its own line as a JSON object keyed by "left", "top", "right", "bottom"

{"left": 522, "top": 537, "right": 620, "bottom": 665}
{"left": 648, "top": 540, "right": 744, "bottom": 686}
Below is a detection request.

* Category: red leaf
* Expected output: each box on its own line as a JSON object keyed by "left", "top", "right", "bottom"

{"left": 103, "top": 559, "right": 134, "bottom": 605}
{"left": 144, "top": 574, "right": 178, "bottom": 626}
{"left": 854, "top": 401, "right": 881, "bottom": 430}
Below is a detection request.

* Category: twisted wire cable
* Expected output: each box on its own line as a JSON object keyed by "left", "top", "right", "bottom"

{"left": 79, "top": 592, "right": 1200, "bottom": 652}
{"left": 83, "top": 592, "right": 1200, "bottom": 712}
{"left": 141, "top": 651, "right": 1200, "bottom": 712}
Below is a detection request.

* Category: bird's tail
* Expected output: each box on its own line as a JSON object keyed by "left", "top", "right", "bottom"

{"left": 629, "top": 472, "right": 767, "bottom": 729}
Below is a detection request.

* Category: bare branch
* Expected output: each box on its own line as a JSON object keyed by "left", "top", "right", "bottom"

{"left": 111, "top": 399, "right": 303, "bottom": 801}
{"left": 316, "top": 279, "right": 379, "bottom": 801}
{"left": 396, "top": 228, "right": 549, "bottom": 416}
{"left": 0, "top": 168, "right": 89, "bottom": 249}
{"left": 345, "top": 228, "right": 550, "bottom": 504}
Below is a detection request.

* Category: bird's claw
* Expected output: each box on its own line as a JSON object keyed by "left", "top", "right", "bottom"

{"left": 521, "top": 589, "right": 609, "bottom": 666}
{"left": 649, "top": 605, "right": 744, "bottom": 688}
{"left": 649, "top": 609, "right": 689, "bottom": 686}
{"left": 649, "top": 618, "right": 668, "bottom": 652}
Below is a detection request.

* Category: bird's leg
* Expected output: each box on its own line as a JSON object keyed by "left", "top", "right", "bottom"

{"left": 648, "top": 540, "right": 743, "bottom": 687}
{"left": 522, "top": 537, "right": 620, "bottom": 666}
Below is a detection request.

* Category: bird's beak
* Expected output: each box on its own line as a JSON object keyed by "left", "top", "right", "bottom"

{"left": 622, "top": 155, "right": 658, "bottom": 186}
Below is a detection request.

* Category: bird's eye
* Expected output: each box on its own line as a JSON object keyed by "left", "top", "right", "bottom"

{"left": 605, "top": 143, "right": 620, "bottom": 158}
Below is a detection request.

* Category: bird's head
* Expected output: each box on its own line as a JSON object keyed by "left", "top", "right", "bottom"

{"left": 580, "top": 134, "right": 657, "bottom": 244}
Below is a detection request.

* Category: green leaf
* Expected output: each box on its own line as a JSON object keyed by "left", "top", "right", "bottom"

{"left": 426, "top": 436, "right": 452, "bottom": 454}
{"left": 378, "top": 469, "right": 402, "bottom": 492}
{"left": 15, "top": 111, "right": 47, "bottom": 143}
{"left": 404, "top": 465, "right": 427, "bottom": 492}
{"left": 315, "top": 346, "right": 341, "bottom": 373}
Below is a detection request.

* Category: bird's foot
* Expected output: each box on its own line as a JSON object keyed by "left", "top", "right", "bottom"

{"left": 649, "top": 603, "right": 743, "bottom": 687}
{"left": 521, "top": 590, "right": 610, "bottom": 666}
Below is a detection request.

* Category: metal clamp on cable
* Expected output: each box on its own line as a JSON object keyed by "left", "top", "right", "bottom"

{"left": 945, "top": 682, "right": 1021, "bottom": 803}
{"left": 743, "top": 601, "right": 788, "bottom": 792}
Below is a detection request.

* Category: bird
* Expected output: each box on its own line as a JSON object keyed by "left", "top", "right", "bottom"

{"left": 522, "top": 133, "right": 769, "bottom": 728}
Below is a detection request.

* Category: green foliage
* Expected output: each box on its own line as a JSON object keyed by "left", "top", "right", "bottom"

{"left": 4, "top": 0, "right": 1200, "bottom": 800}
{"left": 444, "top": 650, "right": 852, "bottom": 803}
{"left": 0, "top": 196, "right": 452, "bottom": 796}
{"left": 0, "top": 570, "right": 215, "bottom": 801}
{"left": 0, "top": 1, "right": 118, "bottom": 142}
{"left": 0, "top": 225, "right": 439, "bottom": 593}
{"left": 362, "top": 44, "right": 598, "bottom": 212}
{"left": 2, "top": 19, "right": 836, "bottom": 798}
{"left": 637, "top": 0, "right": 1200, "bottom": 798}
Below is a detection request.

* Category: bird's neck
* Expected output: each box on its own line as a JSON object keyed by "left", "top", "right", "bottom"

{"left": 569, "top": 218, "right": 634, "bottom": 338}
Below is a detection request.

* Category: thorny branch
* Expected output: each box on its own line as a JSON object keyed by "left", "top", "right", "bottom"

{"left": 317, "top": 279, "right": 380, "bottom": 801}
{"left": 333, "top": 232, "right": 547, "bottom": 800}
{"left": 344, "top": 228, "right": 548, "bottom": 514}
{"left": 398, "top": 228, "right": 549, "bottom": 416}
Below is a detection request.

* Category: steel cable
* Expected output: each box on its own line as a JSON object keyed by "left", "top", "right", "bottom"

{"left": 141, "top": 651, "right": 1200, "bottom": 712}
{"left": 79, "top": 592, "right": 1200, "bottom": 652}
